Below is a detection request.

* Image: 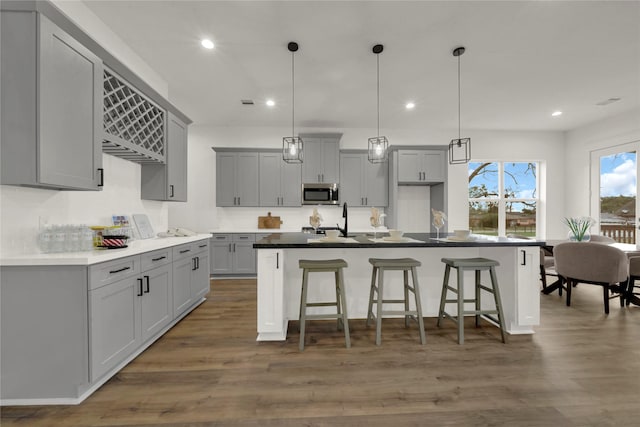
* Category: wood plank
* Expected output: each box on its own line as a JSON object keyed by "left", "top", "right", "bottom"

{"left": 2, "top": 279, "right": 640, "bottom": 426}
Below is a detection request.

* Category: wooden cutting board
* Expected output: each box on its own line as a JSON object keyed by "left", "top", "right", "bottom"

{"left": 258, "top": 212, "right": 283, "bottom": 229}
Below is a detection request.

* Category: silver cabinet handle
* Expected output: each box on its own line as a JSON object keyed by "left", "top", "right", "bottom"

{"left": 365, "top": 197, "right": 368, "bottom": 205}
{"left": 228, "top": 243, "right": 232, "bottom": 252}
{"left": 322, "top": 174, "right": 324, "bottom": 182}
{"left": 238, "top": 197, "right": 240, "bottom": 205}
{"left": 317, "top": 174, "right": 320, "bottom": 182}
{"left": 170, "top": 184, "right": 174, "bottom": 198}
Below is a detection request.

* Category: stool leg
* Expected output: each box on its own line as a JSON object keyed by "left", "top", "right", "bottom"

{"left": 338, "top": 267, "right": 351, "bottom": 348}
{"left": 366, "top": 266, "right": 378, "bottom": 327}
{"left": 457, "top": 267, "right": 465, "bottom": 345}
{"left": 335, "top": 270, "right": 343, "bottom": 331}
{"left": 475, "top": 269, "right": 481, "bottom": 328}
{"left": 299, "top": 269, "right": 310, "bottom": 351}
{"left": 404, "top": 269, "right": 410, "bottom": 327}
{"left": 489, "top": 266, "right": 507, "bottom": 343}
{"left": 376, "top": 267, "right": 385, "bottom": 346}
{"left": 437, "top": 265, "right": 451, "bottom": 327}
{"left": 411, "top": 266, "right": 426, "bottom": 345}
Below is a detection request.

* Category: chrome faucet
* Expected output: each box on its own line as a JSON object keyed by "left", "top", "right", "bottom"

{"left": 337, "top": 202, "right": 348, "bottom": 237}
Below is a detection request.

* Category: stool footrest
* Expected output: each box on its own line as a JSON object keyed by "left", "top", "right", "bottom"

{"left": 305, "top": 313, "right": 343, "bottom": 320}
{"left": 462, "top": 309, "right": 500, "bottom": 316}
{"left": 478, "top": 284, "right": 496, "bottom": 293}
{"left": 381, "top": 310, "right": 419, "bottom": 316}
{"left": 305, "top": 302, "right": 338, "bottom": 308}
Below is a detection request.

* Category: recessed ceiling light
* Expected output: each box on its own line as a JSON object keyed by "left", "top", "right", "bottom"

{"left": 266, "top": 99, "right": 275, "bottom": 107}
{"left": 201, "top": 39, "right": 214, "bottom": 50}
{"left": 405, "top": 102, "right": 415, "bottom": 110}
{"left": 551, "top": 111, "right": 563, "bottom": 117}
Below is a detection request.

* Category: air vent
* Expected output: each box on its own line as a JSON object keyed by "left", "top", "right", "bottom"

{"left": 241, "top": 99, "right": 255, "bottom": 105}
{"left": 596, "top": 97, "right": 621, "bottom": 106}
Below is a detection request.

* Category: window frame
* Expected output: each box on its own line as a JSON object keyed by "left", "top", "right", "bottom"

{"left": 468, "top": 161, "right": 540, "bottom": 237}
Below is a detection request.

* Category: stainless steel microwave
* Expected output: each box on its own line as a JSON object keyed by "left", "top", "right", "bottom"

{"left": 302, "top": 183, "right": 339, "bottom": 205}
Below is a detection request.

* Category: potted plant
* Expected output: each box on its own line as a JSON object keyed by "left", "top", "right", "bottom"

{"left": 563, "top": 217, "right": 594, "bottom": 241}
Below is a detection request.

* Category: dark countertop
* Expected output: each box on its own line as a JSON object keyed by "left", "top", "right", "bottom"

{"left": 253, "top": 232, "right": 545, "bottom": 249}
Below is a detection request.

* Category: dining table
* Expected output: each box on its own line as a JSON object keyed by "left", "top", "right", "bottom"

{"left": 541, "top": 239, "right": 640, "bottom": 305}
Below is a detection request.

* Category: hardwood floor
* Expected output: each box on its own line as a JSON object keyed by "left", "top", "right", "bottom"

{"left": 2, "top": 279, "right": 640, "bottom": 426}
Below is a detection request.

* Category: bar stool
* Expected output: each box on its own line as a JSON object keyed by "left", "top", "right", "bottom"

{"left": 366, "top": 258, "right": 426, "bottom": 345}
{"left": 437, "top": 257, "right": 506, "bottom": 344}
{"left": 298, "top": 259, "right": 351, "bottom": 351}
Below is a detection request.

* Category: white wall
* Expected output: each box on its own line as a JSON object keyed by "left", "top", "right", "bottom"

{"left": 564, "top": 107, "right": 640, "bottom": 219}
{"left": 169, "top": 125, "right": 567, "bottom": 238}
{"left": 0, "top": 2, "right": 169, "bottom": 257}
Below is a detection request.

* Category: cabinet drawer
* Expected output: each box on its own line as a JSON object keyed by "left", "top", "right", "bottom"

{"left": 211, "top": 234, "right": 232, "bottom": 242}
{"left": 173, "top": 243, "right": 195, "bottom": 261}
{"left": 193, "top": 239, "right": 209, "bottom": 252}
{"left": 233, "top": 234, "right": 256, "bottom": 242}
{"left": 89, "top": 256, "right": 141, "bottom": 290}
{"left": 140, "top": 248, "right": 172, "bottom": 271}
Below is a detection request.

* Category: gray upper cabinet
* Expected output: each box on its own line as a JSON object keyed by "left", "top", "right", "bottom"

{"left": 397, "top": 150, "right": 446, "bottom": 183}
{"left": 340, "top": 153, "right": 388, "bottom": 207}
{"left": 301, "top": 134, "right": 341, "bottom": 183}
{"left": 216, "top": 152, "right": 259, "bottom": 207}
{"left": 1, "top": 11, "right": 103, "bottom": 190}
{"left": 141, "top": 112, "right": 188, "bottom": 201}
{"left": 259, "top": 152, "right": 301, "bottom": 207}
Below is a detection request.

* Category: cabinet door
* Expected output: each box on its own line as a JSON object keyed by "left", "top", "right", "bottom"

{"left": 166, "top": 113, "right": 188, "bottom": 201}
{"left": 422, "top": 151, "right": 445, "bottom": 182}
{"left": 340, "top": 154, "right": 365, "bottom": 207}
{"left": 257, "top": 249, "right": 285, "bottom": 339}
{"left": 280, "top": 161, "right": 302, "bottom": 206}
{"left": 302, "top": 140, "right": 323, "bottom": 183}
{"left": 234, "top": 242, "right": 256, "bottom": 274}
{"left": 191, "top": 251, "right": 211, "bottom": 300}
{"left": 321, "top": 140, "right": 340, "bottom": 183}
{"left": 140, "top": 264, "right": 173, "bottom": 342}
{"left": 516, "top": 247, "right": 540, "bottom": 326}
{"left": 397, "top": 150, "right": 423, "bottom": 183}
{"left": 259, "top": 153, "right": 281, "bottom": 206}
{"left": 172, "top": 257, "right": 194, "bottom": 317}
{"left": 365, "top": 159, "right": 388, "bottom": 207}
{"left": 216, "top": 153, "right": 237, "bottom": 206}
{"left": 236, "top": 153, "right": 259, "bottom": 206}
{"left": 89, "top": 276, "right": 141, "bottom": 381}
{"left": 39, "top": 14, "right": 103, "bottom": 190}
{"left": 210, "top": 240, "right": 233, "bottom": 274}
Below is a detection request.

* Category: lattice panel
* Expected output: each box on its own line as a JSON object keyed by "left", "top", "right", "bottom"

{"left": 103, "top": 68, "right": 165, "bottom": 163}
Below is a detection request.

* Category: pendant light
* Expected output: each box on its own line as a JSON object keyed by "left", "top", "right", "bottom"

{"left": 449, "top": 46, "right": 471, "bottom": 164}
{"left": 368, "top": 44, "right": 388, "bottom": 163}
{"left": 282, "top": 41, "right": 303, "bottom": 163}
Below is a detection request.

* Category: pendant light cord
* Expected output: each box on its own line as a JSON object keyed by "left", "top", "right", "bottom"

{"left": 457, "top": 53, "right": 461, "bottom": 140}
{"left": 377, "top": 53, "right": 380, "bottom": 137}
{"left": 291, "top": 51, "right": 295, "bottom": 138}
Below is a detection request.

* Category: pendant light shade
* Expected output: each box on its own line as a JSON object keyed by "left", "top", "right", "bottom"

{"left": 368, "top": 44, "right": 388, "bottom": 163}
{"left": 283, "top": 42, "right": 303, "bottom": 163}
{"left": 449, "top": 46, "right": 471, "bottom": 164}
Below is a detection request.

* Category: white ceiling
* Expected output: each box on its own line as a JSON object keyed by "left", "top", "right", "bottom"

{"left": 83, "top": 0, "right": 640, "bottom": 132}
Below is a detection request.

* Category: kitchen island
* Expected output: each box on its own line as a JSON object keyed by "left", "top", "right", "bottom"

{"left": 254, "top": 232, "right": 545, "bottom": 341}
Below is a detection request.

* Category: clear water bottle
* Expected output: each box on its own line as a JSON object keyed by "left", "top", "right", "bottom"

{"left": 68, "top": 226, "right": 81, "bottom": 252}
{"left": 81, "top": 226, "right": 94, "bottom": 251}
{"left": 38, "top": 225, "right": 53, "bottom": 253}
{"left": 52, "top": 225, "right": 66, "bottom": 253}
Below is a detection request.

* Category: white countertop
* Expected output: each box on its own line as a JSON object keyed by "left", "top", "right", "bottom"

{"left": 210, "top": 227, "right": 388, "bottom": 234}
{"left": 0, "top": 234, "right": 212, "bottom": 267}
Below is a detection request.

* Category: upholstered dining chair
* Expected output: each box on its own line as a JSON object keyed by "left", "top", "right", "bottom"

{"left": 553, "top": 242, "right": 628, "bottom": 314}
{"left": 627, "top": 256, "right": 640, "bottom": 306}
{"left": 588, "top": 234, "right": 616, "bottom": 243}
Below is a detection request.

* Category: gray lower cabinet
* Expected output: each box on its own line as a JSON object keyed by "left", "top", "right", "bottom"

{"left": 0, "top": 238, "right": 209, "bottom": 403}
{"left": 259, "top": 152, "right": 302, "bottom": 206}
{"left": 172, "top": 240, "right": 210, "bottom": 317}
{"left": 210, "top": 234, "right": 257, "bottom": 275}
{"left": 340, "top": 152, "right": 388, "bottom": 207}
{"left": 216, "top": 152, "right": 259, "bottom": 206}
{"left": 141, "top": 112, "right": 189, "bottom": 201}
{"left": 1, "top": 11, "right": 103, "bottom": 190}
{"left": 397, "top": 150, "right": 446, "bottom": 183}
{"left": 300, "top": 134, "right": 341, "bottom": 184}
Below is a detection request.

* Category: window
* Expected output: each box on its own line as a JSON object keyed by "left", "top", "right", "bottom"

{"left": 468, "top": 162, "right": 538, "bottom": 237}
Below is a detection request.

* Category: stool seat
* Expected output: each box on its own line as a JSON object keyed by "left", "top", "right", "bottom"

{"left": 369, "top": 258, "right": 422, "bottom": 268}
{"left": 437, "top": 257, "right": 506, "bottom": 344}
{"left": 366, "top": 257, "right": 425, "bottom": 345}
{"left": 298, "top": 258, "right": 350, "bottom": 351}
{"left": 299, "top": 259, "right": 348, "bottom": 269}
{"left": 441, "top": 257, "right": 499, "bottom": 269}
